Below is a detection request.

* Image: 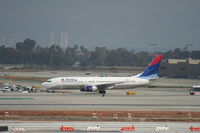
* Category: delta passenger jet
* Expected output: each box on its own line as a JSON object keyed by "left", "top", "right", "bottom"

{"left": 41, "top": 55, "right": 163, "bottom": 94}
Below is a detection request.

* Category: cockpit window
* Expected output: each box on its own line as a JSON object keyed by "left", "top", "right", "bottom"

{"left": 46, "top": 80, "right": 51, "bottom": 82}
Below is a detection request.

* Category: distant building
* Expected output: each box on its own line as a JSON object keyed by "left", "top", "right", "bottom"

{"left": 60, "top": 32, "right": 68, "bottom": 49}
{"left": 49, "top": 32, "right": 69, "bottom": 49}
{"left": 160, "top": 58, "right": 200, "bottom": 78}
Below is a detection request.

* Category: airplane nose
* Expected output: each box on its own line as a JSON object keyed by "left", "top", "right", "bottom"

{"left": 41, "top": 82, "right": 47, "bottom": 88}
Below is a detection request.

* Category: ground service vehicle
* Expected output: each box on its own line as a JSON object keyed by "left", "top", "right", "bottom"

{"left": 190, "top": 86, "right": 200, "bottom": 95}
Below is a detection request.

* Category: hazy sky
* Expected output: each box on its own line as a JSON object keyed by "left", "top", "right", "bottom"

{"left": 0, "top": 0, "right": 200, "bottom": 51}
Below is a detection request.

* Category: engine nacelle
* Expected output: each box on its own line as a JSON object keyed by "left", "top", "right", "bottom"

{"left": 80, "top": 85, "right": 98, "bottom": 92}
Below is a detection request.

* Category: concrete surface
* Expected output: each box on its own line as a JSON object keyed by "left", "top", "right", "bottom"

{"left": 0, "top": 120, "right": 199, "bottom": 133}
{"left": 0, "top": 86, "right": 200, "bottom": 111}
{"left": 0, "top": 71, "right": 199, "bottom": 112}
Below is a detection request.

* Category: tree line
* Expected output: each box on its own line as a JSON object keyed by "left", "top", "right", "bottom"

{"left": 0, "top": 39, "right": 200, "bottom": 68}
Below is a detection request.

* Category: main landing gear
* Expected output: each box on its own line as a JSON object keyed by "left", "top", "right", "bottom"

{"left": 99, "top": 89, "right": 106, "bottom": 97}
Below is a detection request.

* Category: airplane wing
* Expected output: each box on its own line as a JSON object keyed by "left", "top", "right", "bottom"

{"left": 92, "top": 82, "right": 116, "bottom": 89}
{"left": 79, "top": 81, "right": 125, "bottom": 95}
{"left": 80, "top": 81, "right": 124, "bottom": 90}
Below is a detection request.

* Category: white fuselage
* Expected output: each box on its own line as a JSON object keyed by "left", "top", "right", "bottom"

{"left": 41, "top": 76, "right": 149, "bottom": 90}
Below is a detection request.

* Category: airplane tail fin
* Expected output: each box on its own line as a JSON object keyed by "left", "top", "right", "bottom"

{"left": 137, "top": 55, "right": 163, "bottom": 79}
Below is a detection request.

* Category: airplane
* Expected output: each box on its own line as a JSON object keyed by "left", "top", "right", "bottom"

{"left": 41, "top": 55, "right": 163, "bottom": 95}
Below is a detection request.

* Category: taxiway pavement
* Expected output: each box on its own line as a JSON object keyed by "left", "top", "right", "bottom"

{"left": 0, "top": 120, "right": 199, "bottom": 133}
{"left": 0, "top": 87, "right": 200, "bottom": 111}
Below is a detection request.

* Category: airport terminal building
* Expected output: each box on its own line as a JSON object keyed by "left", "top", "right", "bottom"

{"left": 160, "top": 58, "right": 200, "bottom": 79}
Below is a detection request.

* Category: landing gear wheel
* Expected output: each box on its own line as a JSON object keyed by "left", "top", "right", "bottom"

{"left": 99, "top": 89, "right": 106, "bottom": 97}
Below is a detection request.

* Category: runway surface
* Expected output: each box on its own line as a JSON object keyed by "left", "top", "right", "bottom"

{"left": 0, "top": 120, "right": 199, "bottom": 133}
{"left": 0, "top": 86, "right": 200, "bottom": 111}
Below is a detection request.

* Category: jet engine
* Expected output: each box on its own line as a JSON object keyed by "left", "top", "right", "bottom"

{"left": 80, "top": 85, "right": 98, "bottom": 92}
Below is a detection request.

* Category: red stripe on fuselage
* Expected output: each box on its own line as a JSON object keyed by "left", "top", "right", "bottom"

{"left": 149, "top": 55, "right": 163, "bottom": 66}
